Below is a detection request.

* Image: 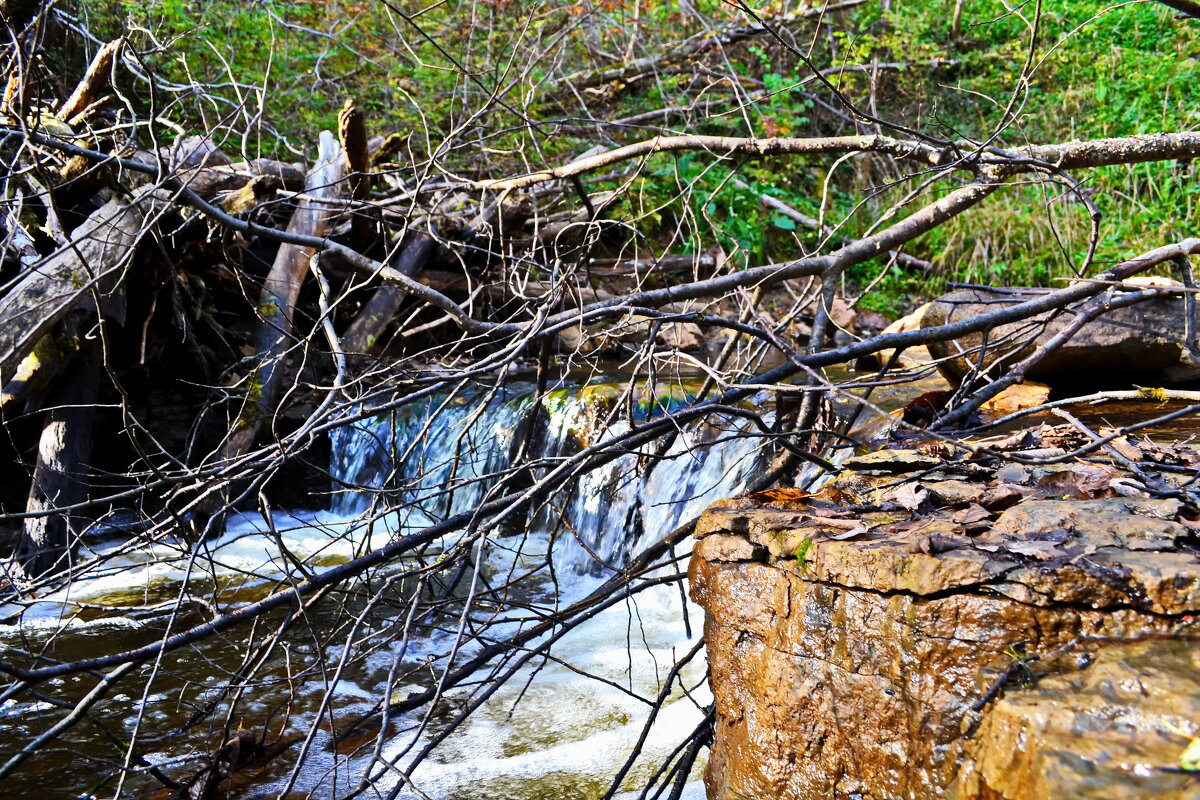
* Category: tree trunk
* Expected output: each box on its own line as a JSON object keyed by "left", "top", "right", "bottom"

{"left": 220, "top": 131, "right": 346, "bottom": 459}
{"left": 16, "top": 343, "right": 101, "bottom": 579}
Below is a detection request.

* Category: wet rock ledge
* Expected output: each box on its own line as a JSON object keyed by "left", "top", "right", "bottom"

{"left": 689, "top": 448, "right": 1200, "bottom": 799}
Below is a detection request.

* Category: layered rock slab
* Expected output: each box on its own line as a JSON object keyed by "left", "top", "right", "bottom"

{"left": 920, "top": 286, "right": 1200, "bottom": 388}
{"left": 690, "top": 479, "right": 1200, "bottom": 799}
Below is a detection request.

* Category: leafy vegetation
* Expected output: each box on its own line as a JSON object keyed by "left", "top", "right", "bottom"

{"left": 70, "top": 0, "right": 1200, "bottom": 312}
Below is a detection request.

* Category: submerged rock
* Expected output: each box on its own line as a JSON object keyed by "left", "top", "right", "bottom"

{"left": 920, "top": 286, "right": 1200, "bottom": 388}
{"left": 690, "top": 462, "right": 1200, "bottom": 800}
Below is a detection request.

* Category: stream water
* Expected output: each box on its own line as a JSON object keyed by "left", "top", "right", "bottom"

{"left": 0, "top": 379, "right": 771, "bottom": 799}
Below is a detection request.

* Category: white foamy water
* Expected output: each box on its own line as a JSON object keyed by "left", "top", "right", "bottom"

{"left": 0, "top": 381, "right": 768, "bottom": 800}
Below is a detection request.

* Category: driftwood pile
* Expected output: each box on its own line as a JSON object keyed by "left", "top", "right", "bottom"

{"left": 0, "top": 45, "right": 755, "bottom": 580}
{"left": 5, "top": 20, "right": 1200, "bottom": 586}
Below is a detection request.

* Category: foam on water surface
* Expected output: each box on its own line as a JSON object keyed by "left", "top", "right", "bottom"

{"left": 0, "top": 381, "right": 764, "bottom": 799}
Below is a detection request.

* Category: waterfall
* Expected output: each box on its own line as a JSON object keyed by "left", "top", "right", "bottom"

{"left": 330, "top": 387, "right": 533, "bottom": 521}
{"left": 322, "top": 380, "right": 766, "bottom": 799}
{"left": 330, "top": 382, "right": 771, "bottom": 575}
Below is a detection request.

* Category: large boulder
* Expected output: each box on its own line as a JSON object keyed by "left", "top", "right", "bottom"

{"left": 920, "top": 285, "right": 1200, "bottom": 388}
{"left": 689, "top": 455, "right": 1200, "bottom": 800}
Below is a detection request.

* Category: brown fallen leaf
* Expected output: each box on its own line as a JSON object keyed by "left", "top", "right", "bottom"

{"left": 979, "top": 381, "right": 1051, "bottom": 418}
{"left": 1037, "top": 424, "right": 1091, "bottom": 451}
{"left": 1109, "top": 476, "right": 1150, "bottom": 498}
{"left": 987, "top": 429, "right": 1038, "bottom": 452}
{"left": 1098, "top": 429, "right": 1144, "bottom": 462}
{"left": 827, "top": 524, "right": 872, "bottom": 540}
{"left": 980, "top": 483, "right": 1024, "bottom": 511}
{"left": 808, "top": 506, "right": 857, "bottom": 519}
{"left": 747, "top": 487, "right": 814, "bottom": 504}
{"left": 889, "top": 482, "right": 928, "bottom": 511}
{"left": 900, "top": 390, "right": 951, "bottom": 427}
{"left": 1033, "top": 464, "right": 1122, "bottom": 500}
{"left": 799, "top": 515, "right": 862, "bottom": 529}
{"left": 952, "top": 503, "right": 991, "bottom": 526}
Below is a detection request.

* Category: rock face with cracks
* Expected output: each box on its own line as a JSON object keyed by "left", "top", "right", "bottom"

{"left": 689, "top": 461, "right": 1200, "bottom": 800}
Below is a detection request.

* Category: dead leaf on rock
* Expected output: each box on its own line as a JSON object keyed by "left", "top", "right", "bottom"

{"left": 1033, "top": 464, "right": 1122, "bottom": 500}
{"left": 889, "top": 483, "right": 928, "bottom": 511}
{"left": 916, "top": 440, "right": 958, "bottom": 459}
{"left": 1018, "top": 447, "right": 1068, "bottom": 460}
{"left": 952, "top": 503, "right": 992, "bottom": 526}
{"left": 747, "top": 487, "right": 814, "bottom": 504}
{"left": 1004, "top": 540, "right": 1067, "bottom": 560}
{"left": 799, "top": 515, "right": 861, "bottom": 530}
{"left": 980, "top": 484, "right": 1024, "bottom": 511}
{"left": 827, "top": 524, "right": 871, "bottom": 540}
{"left": 1180, "top": 515, "right": 1200, "bottom": 531}
{"left": 987, "top": 429, "right": 1038, "bottom": 452}
{"left": 1108, "top": 477, "right": 1150, "bottom": 498}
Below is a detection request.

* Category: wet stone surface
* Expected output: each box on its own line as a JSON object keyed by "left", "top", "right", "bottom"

{"left": 689, "top": 437, "right": 1200, "bottom": 800}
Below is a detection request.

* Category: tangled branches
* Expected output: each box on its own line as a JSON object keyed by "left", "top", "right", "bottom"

{"left": 0, "top": 0, "right": 1198, "bottom": 797}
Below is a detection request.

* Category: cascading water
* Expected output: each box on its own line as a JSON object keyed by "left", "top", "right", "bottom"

{"left": 0, "top": 379, "right": 772, "bottom": 800}
{"left": 320, "top": 380, "right": 771, "bottom": 798}
{"left": 330, "top": 388, "right": 534, "bottom": 521}
{"left": 331, "top": 383, "right": 769, "bottom": 575}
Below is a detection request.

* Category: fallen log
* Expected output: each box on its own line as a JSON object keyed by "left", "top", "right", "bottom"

{"left": 0, "top": 191, "right": 149, "bottom": 386}
{"left": 0, "top": 139, "right": 305, "bottom": 395}
{"left": 341, "top": 230, "right": 436, "bottom": 358}
{"left": 0, "top": 329, "right": 80, "bottom": 415}
{"left": 14, "top": 340, "right": 100, "bottom": 578}
{"left": 220, "top": 130, "right": 345, "bottom": 459}
{"left": 583, "top": 254, "right": 718, "bottom": 279}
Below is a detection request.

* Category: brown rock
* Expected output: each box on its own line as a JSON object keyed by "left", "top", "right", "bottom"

{"left": 690, "top": 494, "right": 1200, "bottom": 800}
{"left": 986, "top": 498, "right": 1185, "bottom": 552}
{"left": 921, "top": 286, "right": 1200, "bottom": 388}
{"left": 694, "top": 533, "right": 767, "bottom": 563}
{"left": 952, "top": 638, "right": 1200, "bottom": 799}
{"left": 842, "top": 449, "right": 943, "bottom": 473}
